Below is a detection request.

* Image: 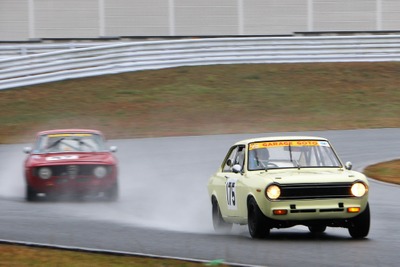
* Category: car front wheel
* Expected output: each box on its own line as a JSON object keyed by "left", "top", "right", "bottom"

{"left": 104, "top": 183, "right": 119, "bottom": 202}
{"left": 308, "top": 225, "right": 327, "bottom": 234}
{"left": 248, "top": 198, "right": 270, "bottom": 238}
{"left": 348, "top": 203, "right": 370, "bottom": 239}
{"left": 212, "top": 198, "right": 232, "bottom": 233}
{"left": 26, "top": 185, "right": 38, "bottom": 202}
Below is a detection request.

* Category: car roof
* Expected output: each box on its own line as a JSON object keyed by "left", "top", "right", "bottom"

{"left": 234, "top": 136, "right": 328, "bottom": 145}
{"left": 36, "top": 129, "right": 103, "bottom": 136}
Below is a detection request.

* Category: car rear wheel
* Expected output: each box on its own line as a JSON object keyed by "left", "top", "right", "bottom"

{"left": 248, "top": 198, "right": 270, "bottom": 239}
{"left": 348, "top": 203, "right": 370, "bottom": 239}
{"left": 212, "top": 197, "right": 232, "bottom": 233}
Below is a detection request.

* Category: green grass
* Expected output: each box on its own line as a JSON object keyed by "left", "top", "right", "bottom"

{"left": 0, "top": 244, "right": 226, "bottom": 267}
{"left": 1, "top": 62, "right": 399, "bottom": 143}
{"left": 364, "top": 159, "right": 400, "bottom": 185}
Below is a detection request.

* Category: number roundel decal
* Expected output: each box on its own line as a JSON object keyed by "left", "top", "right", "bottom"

{"left": 226, "top": 178, "right": 238, "bottom": 210}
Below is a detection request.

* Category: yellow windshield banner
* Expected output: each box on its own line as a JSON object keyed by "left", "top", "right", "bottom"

{"left": 48, "top": 133, "right": 93, "bottom": 137}
{"left": 249, "top": 140, "right": 328, "bottom": 150}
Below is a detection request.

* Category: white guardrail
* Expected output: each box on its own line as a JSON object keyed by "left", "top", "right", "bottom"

{"left": 1, "top": 35, "right": 400, "bottom": 90}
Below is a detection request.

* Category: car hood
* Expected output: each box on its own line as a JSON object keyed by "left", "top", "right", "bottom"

{"left": 253, "top": 168, "right": 366, "bottom": 185}
{"left": 25, "top": 152, "right": 117, "bottom": 166}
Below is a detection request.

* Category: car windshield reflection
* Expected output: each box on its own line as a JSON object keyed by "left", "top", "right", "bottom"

{"left": 34, "top": 133, "right": 106, "bottom": 153}
{"left": 248, "top": 140, "right": 342, "bottom": 171}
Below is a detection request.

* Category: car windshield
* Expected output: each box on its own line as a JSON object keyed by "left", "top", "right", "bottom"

{"left": 33, "top": 133, "right": 106, "bottom": 153}
{"left": 248, "top": 140, "right": 342, "bottom": 171}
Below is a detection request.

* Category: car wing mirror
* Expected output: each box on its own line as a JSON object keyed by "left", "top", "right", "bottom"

{"left": 232, "top": 164, "right": 242, "bottom": 174}
{"left": 23, "top": 147, "right": 32, "bottom": 154}
{"left": 345, "top": 161, "right": 352, "bottom": 170}
{"left": 226, "top": 159, "right": 233, "bottom": 167}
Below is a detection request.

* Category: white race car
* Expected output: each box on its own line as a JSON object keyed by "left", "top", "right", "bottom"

{"left": 207, "top": 136, "right": 370, "bottom": 239}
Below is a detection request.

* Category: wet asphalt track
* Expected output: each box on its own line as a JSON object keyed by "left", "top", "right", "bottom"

{"left": 0, "top": 128, "right": 399, "bottom": 267}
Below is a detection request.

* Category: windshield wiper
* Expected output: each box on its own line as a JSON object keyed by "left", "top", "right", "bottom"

{"left": 288, "top": 143, "right": 301, "bottom": 170}
{"left": 46, "top": 138, "right": 65, "bottom": 150}
{"left": 73, "top": 138, "right": 95, "bottom": 151}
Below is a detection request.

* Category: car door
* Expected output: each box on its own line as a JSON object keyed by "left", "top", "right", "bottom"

{"left": 214, "top": 145, "right": 246, "bottom": 218}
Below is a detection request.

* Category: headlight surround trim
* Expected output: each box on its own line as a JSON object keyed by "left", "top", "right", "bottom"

{"left": 93, "top": 166, "right": 108, "bottom": 179}
{"left": 38, "top": 167, "right": 52, "bottom": 179}
{"left": 351, "top": 181, "right": 368, "bottom": 197}
{"left": 265, "top": 184, "right": 281, "bottom": 200}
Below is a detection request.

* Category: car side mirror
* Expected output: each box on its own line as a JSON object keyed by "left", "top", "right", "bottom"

{"left": 232, "top": 164, "right": 242, "bottom": 174}
{"left": 345, "top": 161, "right": 352, "bottom": 170}
{"left": 226, "top": 159, "right": 233, "bottom": 167}
{"left": 110, "top": 146, "right": 118, "bottom": 152}
{"left": 23, "top": 147, "right": 32, "bottom": 154}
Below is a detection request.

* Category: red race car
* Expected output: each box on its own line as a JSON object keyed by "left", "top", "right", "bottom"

{"left": 23, "top": 129, "right": 118, "bottom": 201}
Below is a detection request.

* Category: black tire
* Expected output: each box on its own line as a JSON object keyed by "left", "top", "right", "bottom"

{"left": 26, "top": 185, "right": 38, "bottom": 202}
{"left": 104, "top": 183, "right": 119, "bottom": 202}
{"left": 248, "top": 198, "right": 270, "bottom": 239}
{"left": 212, "top": 198, "right": 232, "bottom": 233}
{"left": 348, "top": 203, "right": 370, "bottom": 239}
{"left": 308, "top": 225, "right": 327, "bottom": 234}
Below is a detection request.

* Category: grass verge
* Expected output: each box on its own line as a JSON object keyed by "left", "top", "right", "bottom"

{"left": 1, "top": 62, "right": 399, "bottom": 144}
{"left": 363, "top": 159, "right": 400, "bottom": 185}
{"left": 0, "top": 243, "right": 227, "bottom": 267}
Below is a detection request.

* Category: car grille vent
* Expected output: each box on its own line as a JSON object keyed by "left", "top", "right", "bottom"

{"left": 320, "top": 208, "right": 344, "bottom": 212}
{"left": 289, "top": 208, "right": 344, "bottom": 213}
{"left": 66, "top": 165, "right": 79, "bottom": 178}
{"left": 36, "top": 165, "right": 108, "bottom": 177}
{"left": 279, "top": 183, "right": 354, "bottom": 200}
{"left": 290, "top": 209, "right": 317, "bottom": 213}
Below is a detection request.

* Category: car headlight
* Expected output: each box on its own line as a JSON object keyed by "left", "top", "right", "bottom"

{"left": 266, "top": 184, "right": 281, "bottom": 200}
{"left": 351, "top": 182, "right": 368, "bottom": 197}
{"left": 38, "top": 167, "right": 52, "bottom": 179}
{"left": 93, "top": 166, "right": 107, "bottom": 178}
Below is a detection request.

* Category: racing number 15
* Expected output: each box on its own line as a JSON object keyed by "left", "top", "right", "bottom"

{"left": 226, "top": 178, "right": 237, "bottom": 210}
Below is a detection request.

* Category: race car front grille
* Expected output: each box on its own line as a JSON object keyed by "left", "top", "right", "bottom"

{"left": 278, "top": 183, "right": 354, "bottom": 200}
{"left": 34, "top": 165, "right": 111, "bottom": 178}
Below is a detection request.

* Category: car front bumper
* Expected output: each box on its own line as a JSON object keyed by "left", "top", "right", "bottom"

{"left": 260, "top": 197, "right": 369, "bottom": 222}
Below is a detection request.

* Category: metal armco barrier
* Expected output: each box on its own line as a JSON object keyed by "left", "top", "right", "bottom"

{"left": 1, "top": 35, "right": 400, "bottom": 90}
